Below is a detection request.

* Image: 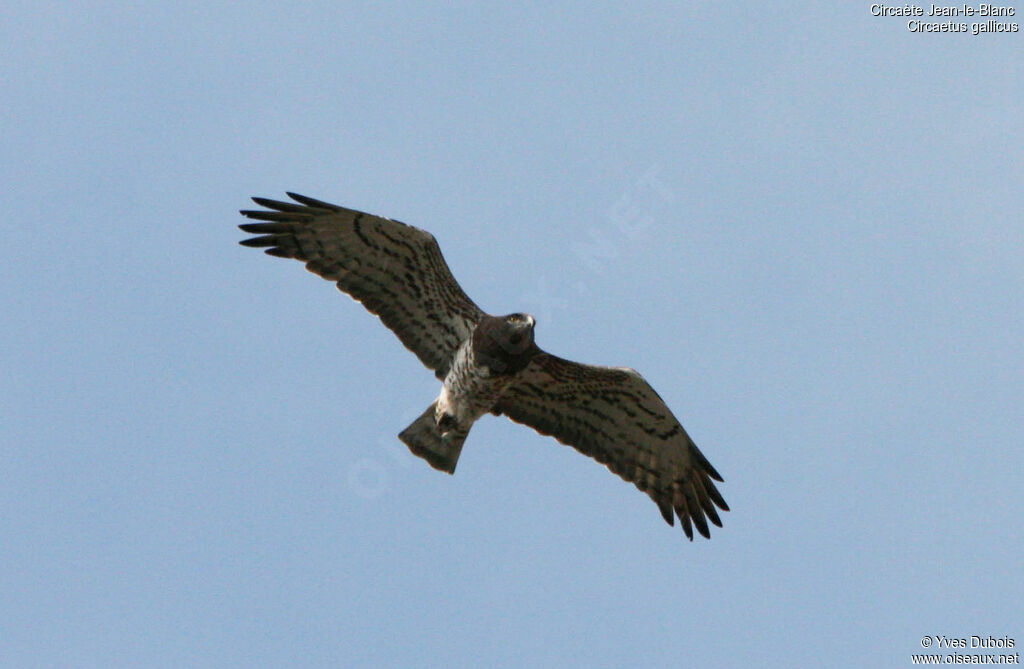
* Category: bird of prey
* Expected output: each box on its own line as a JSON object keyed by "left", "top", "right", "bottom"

{"left": 239, "top": 193, "right": 728, "bottom": 539}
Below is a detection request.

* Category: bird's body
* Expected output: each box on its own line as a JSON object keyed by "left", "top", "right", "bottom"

{"left": 239, "top": 193, "right": 728, "bottom": 540}
{"left": 438, "top": 337, "right": 497, "bottom": 431}
{"left": 400, "top": 313, "right": 537, "bottom": 473}
{"left": 437, "top": 324, "right": 525, "bottom": 432}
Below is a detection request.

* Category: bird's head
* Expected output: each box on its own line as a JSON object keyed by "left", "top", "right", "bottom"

{"left": 500, "top": 313, "right": 536, "bottom": 353}
{"left": 473, "top": 313, "right": 537, "bottom": 375}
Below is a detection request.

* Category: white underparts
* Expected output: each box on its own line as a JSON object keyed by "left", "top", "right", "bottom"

{"left": 435, "top": 339, "right": 513, "bottom": 434}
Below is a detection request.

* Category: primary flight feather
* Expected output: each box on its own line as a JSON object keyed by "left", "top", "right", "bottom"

{"left": 239, "top": 193, "right": 728, "bottom": 539}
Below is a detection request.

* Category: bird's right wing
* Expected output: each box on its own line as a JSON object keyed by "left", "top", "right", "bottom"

{"left": 239, "top": 193, "right": 484, "bottom": 379}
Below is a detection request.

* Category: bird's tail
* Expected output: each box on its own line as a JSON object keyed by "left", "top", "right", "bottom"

{"left": 398, "top": 401, "right": 470, "bottom": 474}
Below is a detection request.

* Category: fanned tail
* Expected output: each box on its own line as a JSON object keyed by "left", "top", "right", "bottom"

{"left": 398, "top": 402, "right": 470, "bottom": 474}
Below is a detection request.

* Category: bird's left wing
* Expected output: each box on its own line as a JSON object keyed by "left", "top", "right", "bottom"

{"left": 492, "top": 352, "right": 729, "bottom": 539}
{"left": 239, "top": 193, "right": 484, "bottom": 379}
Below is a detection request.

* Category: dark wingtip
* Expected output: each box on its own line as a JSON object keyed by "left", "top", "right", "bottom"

{"left": 238, "top": 222, "right": 286, "bottom": 233}
{"left": 689, "top": 501, "right": 711, "bottom": 538}
{"left": 681, "top": 515, "right": 694, "bottom": 540}
{"left": 700, "top": 497, "right": 723, "bottom": 528}
{"left": 690, "top": 444, "right": 724, "bottom": 482}
{"left": 658, "top": 501, "right": 675, "bottom": 526}
{"left": 286, "top": 192, "right": 342, "bottom": 211}
{"left": 704, "top": 479, "right": 729, "bottom": 512}
{"left": 238, "top": 236, "right": 275, "bottom": 248}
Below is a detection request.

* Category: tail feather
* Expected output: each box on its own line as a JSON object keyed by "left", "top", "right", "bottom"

{"left": 399, "top": 402, "right": 470, "bottom": 474}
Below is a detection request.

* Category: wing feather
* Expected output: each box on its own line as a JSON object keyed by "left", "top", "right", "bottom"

{"left": 493, "top": 352, "right": 728, "bottom": 540}
{"left": 239, "top": 193, "right": 484, "bottom": 378}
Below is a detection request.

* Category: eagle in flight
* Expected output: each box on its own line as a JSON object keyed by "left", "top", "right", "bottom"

{"left": 239, "top": 193, "right": 728, "bottom": 539}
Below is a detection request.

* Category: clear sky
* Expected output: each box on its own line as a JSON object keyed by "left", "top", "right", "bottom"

{"left": 2, "top": 3, "right": 1021, "bottom": 667}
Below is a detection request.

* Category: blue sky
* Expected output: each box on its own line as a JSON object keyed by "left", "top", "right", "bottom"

{"left": 2, "top": 3, "right": 1021, "bottom": 667}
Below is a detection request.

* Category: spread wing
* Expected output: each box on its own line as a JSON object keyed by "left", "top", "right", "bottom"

{"left": 239, "top": 193, "right": 484, "bottom": 379}
{"left": 492, "top": 352, "right": 728, "bottom": 540}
